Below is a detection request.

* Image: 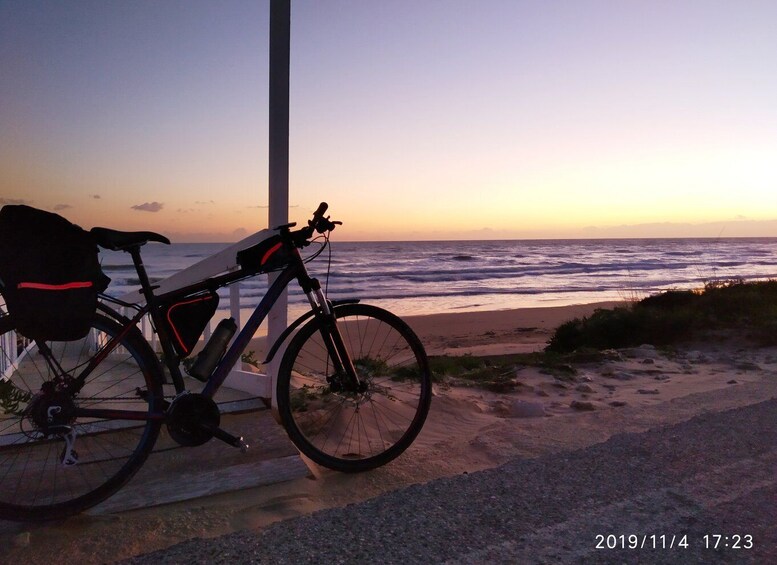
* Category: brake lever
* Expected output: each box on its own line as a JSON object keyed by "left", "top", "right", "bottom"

{"left": 313, "top": 216, "right": 338, "bottom": 234}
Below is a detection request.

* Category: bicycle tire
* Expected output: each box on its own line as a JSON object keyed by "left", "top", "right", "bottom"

{"left": 277, "top": 303, "right": 432, "bottom": 472}
{"left": 0, "top": 313, "right": 163, "bottom": 521}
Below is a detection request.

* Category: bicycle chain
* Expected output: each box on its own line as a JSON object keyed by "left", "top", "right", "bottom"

{"left": 79, "top": 393, "right": 177, "bottom": 402}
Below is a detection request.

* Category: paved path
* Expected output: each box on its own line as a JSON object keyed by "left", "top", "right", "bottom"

{"left": 121, "top": 397, "right": 777, "bottom": 564}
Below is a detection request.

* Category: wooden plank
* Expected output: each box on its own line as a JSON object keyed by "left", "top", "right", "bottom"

{"left": 217, "top": 396, "right": 268, "bottom": 414}
{"left": 87, "top": 408, "right": 309, "bottom": 514}
{"left": 88, "top": 455, "right": 310, "bottom": 514}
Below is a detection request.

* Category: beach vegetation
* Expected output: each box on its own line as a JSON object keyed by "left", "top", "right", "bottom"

{"left": 289, "top": 384, "right": 319, "bottom": 412}
{"left": 241, "top": 350, "right": 261, "bottom": 369}
{"left": 546, "top": 279, "right": 777, "bottom": 353}
{"left": 428, "top": 352, "right": 597, "bottom": 392}
{"left": 429, "top": 355, "right": 519, "bottom": 392}
{"left": 0, "top": 379, "right": 31, "bottom": 415}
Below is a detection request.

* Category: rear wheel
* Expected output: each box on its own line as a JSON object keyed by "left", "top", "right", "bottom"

{"left": 277, "top": 304, "right": 431, "bottom": 472}
{"left": 0, "top": 313, "right": 163, "bottom": 520}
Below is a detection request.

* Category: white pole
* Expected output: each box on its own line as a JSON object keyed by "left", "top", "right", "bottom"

{"left": 267, "top": 0, "right": 290, "bottom": 418}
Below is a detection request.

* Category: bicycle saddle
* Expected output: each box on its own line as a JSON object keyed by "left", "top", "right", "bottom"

{"left": 90, "top": 227, "right": 171, "bottom": 251}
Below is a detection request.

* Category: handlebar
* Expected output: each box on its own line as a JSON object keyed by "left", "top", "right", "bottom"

{"left": 281, "top": 202, "right": 341, "bottom": 247}
{"left": 309, "top": 202, "right": 329, "bottom": 232}
{"left": 308, "top": 202, "right": 340, "bottom": 234}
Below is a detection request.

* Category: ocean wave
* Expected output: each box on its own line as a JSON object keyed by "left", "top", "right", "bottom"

{"left": 329, "top": 260, "right": 695, "bottom": 283}
{"left": 98, "top": 238, "right": 777, "bottom": 313}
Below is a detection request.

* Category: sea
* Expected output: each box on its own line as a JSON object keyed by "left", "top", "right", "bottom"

{"left": 99, "top": 237, "right": 777, "bottom": 319}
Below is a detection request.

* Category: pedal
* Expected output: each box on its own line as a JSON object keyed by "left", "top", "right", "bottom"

{"left": 212, "top": 427, "right": 249, "bottom": 453}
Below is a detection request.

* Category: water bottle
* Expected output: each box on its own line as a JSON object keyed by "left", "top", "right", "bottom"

{"left": 189, "top": 317, "right": 237, "bottom": 381}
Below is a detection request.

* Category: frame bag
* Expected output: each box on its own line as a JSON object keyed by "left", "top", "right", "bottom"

{"left": 236, "top": 234, "right": 292, "bottom": 274}
{"left": 0, "top": 205, "right": 109, "bottom": 341}
{"left": 161, "top": 291, "right": 219, "bottom": 358}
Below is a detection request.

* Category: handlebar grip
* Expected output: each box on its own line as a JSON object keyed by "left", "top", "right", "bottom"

{"left": 312, "top": 202, "right": 328, "bottom": 221}
{"left": 298, "top": 201, "right": 338, "bottom": 238}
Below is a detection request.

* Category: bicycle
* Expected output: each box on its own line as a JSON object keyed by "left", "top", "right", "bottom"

{"left": 0, "top": 203, "right": 432, "bottom": 521}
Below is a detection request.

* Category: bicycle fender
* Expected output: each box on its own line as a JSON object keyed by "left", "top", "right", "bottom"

{"left": 263, "top": 299, "right": 360, "bottom": 364}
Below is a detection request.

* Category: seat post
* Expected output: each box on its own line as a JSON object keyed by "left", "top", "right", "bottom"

{"left": 127, "top": 244, "right": 187, "bottom": 391}
{"left": 128, "top": 246, "right": 157, "bottom": 306}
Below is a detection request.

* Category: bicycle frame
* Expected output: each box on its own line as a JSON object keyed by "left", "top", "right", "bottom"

{"left": 200, "top": 262, "right": 298, "bottom": 398}
{"left": 72, "top": 238, "right": 356, "bottom": 423}
{"left": 199, "top": 255, "right": 359, "bottom": 398}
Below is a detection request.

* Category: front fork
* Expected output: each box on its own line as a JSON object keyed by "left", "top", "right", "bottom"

{"left": 304, "top": 279, "right": 362, "bottom": 391}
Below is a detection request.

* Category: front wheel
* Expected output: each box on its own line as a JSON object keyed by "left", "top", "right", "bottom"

{"left": 277, "top": 304, "right": 431, "bottom": 472}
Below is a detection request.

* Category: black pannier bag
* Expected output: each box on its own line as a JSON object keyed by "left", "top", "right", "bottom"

{"left": 161, "top": 290, "right": 219, "bottom": 357}
{"left": 236, "top": 234, "right": 292, "bottom": 274}
{"left": 0, "top": 205, "right": 109, "bottom": 341}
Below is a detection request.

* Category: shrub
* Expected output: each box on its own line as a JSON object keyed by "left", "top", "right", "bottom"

{"left": 546, "top": 280, "right": 777, "bottom": 352}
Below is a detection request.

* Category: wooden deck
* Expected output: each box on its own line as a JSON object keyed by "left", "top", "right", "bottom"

{"left": 88, "top": 394, "right": 310, "bottom": 515}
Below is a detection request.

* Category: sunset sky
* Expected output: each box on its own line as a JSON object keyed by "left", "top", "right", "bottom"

{"left": 2, "top": 1, "right": 776, "bottom": 242}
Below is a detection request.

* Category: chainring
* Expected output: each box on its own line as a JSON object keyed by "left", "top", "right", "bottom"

{"left": 165, "top": 393, "right": 220, "bottom": 447}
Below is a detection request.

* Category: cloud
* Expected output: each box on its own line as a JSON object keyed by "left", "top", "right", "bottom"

{"left": 131, "top": 202, "right": 164, "bottom": 213}
{"left": 0, "top": 197, "right": 31, "bottom": 206}
{"left": 53, "top": 204, "right": 72, "bottom": 211}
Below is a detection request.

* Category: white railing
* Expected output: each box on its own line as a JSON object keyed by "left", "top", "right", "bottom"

{"left": 0, "top": 328, "right": 21, "bottom": 380}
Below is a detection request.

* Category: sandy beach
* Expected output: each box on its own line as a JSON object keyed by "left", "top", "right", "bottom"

{"left": 2, "top": 301, "right": 776, "bottom": 564}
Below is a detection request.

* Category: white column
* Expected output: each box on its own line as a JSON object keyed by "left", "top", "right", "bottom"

{"left": 267, "top": 0, "right": 291, "bottom": 420}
